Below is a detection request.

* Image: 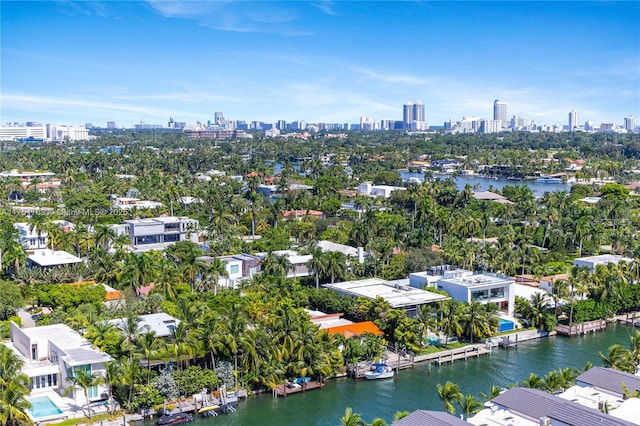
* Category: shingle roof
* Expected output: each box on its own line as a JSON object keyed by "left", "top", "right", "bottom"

{"left": 576, "top": 367, "right": 640, "bottom": 397}
{"left": 392, "top": 410, "right": 471, "bottom": 426}
{"left": 492, "top": 387, "right": 565, "bottom": 420}
{"left": 548, "top": 401, "right": 638, "bottom": 426}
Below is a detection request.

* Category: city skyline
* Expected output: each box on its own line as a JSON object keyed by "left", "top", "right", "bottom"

{"left": 1, "top": 1, "right": 639, "bottom": 127}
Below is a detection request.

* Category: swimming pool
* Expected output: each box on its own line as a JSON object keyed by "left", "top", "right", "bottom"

{"left": 498, "top": 318, "right": 515, "bottom": 332}
{"left": 27, "top": 396, "right": 63, "bottom": 418}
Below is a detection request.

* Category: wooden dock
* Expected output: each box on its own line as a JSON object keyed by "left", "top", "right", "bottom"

{"left": 273, "top": 380, "right": 324, "bottom": 397}
{"left": 556, "top": 319, "right": 607, "bottom": 336}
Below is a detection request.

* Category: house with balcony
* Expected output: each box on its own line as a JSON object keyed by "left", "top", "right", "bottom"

{"left": 111, "top": 216, "right": 199, "bottom": 252}
{"left": 435, "top": 269, "right": 515, "bottom": 316}
{"left": 14, "top": 220, "right": 75, "bottom": 250}
{"left": 198, "top": 254, "right": 262, "bottom": 289}
{"left": 255, "top": 250, "right": 312, "bottom": 278}
{"left": 4, "top": 322, "right": 112, "bottom": 405}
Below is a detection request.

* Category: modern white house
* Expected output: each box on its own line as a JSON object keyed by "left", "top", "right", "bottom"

{"left": 316, "top": 240, "right": 367, "bottom": 263}
{"left": 573, "top": 254, "right": 633, "bottom": 272}
{"left": 324, "top": 278, "right": 449, "bottom": 317}
{"left": 14, "top": 220, "right": 75, "bottom": 250}
{"left": 27, "top": 249, "right": 83, "bottom": 269}
{"left": 5, "top": 322, "right": 112, "bottom": 404}
{"left": 198, "top": 254, "right": 262, "bottom": 289}
{"left": 107, "top": 313, "right": 180, "bottom": 339}
{"left": 111, "top": 196, "right": 163, "bottom": 210}
{"left": 357, "top": 182, "right": 405, "bottom": 198}
{"left": 110, "top": 216, "right": 199, "bottom": 252}
{"left": 435, "top": 269, "right": 516, "bottom": 316}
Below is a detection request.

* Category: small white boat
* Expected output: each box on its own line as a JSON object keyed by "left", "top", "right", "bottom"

{"left": 536, "top": 176, "right": 563, "bottom": 184}
{"left": 364, "top": 364, "right": 394, "bottom": 380}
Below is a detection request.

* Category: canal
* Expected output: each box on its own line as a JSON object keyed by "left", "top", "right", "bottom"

{"left": 149, "top": 324, "right": 635, "bottom": 426}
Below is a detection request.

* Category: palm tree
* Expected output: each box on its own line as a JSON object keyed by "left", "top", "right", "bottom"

{"left": 94, "top": 224, "right": 117, "bottom": 251}
{"left": 341, "top": 407, "right": 365, "bottom": 426}
{"left": 137, "top": 331, "right": 160, "bottom": 385}
{"left": 324, "top": 251, "right": 348, "bottom": 284}
{"left": 27, "top": 212, "right": 48, "bottom": 249}
{"left": 439, "top": 302, "right": 463, "bottom": 347}
{"left": 437, "top": 381, "right": 463, "bottom": 414}
{"left": 598, "top": 344, "right": 635, "bottom": 374}
{"left": 307, "top": 247, "right": 327, "bottom": 289}
{"left": 459, "top": 394, "right": 483, "bottom": 419}
{"left": 461, "top": 302, "right": 491, "bottom": 344}
{"left": 64, "top": 368, "right": 105, "bottom": 419}
{"left": 0, "top": 345, "right": 31, "bottom": 426}
{"left": 479, "top": 384, "right": 503, "bottom": 401}
{"left": 205, "top": 257, "right": 229, "bottom": 295}
{"left": 522, "top": 373, "right": 545, "bottom": 390}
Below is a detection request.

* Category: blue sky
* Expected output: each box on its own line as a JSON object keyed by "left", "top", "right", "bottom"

{"left": 2, "top": 1, "right": 639, "bottom": 127}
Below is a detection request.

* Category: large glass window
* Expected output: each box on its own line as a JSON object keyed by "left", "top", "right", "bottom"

{"left": 229, "top": 264, "right": 240, "bottom": 274}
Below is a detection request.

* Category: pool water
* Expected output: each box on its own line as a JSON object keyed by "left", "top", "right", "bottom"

{"left": 27, "top": 396, "right": 63, "bottom": 418}
{"left": 499, "top": 318, "right": 515, "bottom": 332}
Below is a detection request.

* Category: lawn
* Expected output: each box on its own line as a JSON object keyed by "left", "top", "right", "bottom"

{"left": 418, "top": 341, "right": 468, "bottom": 355}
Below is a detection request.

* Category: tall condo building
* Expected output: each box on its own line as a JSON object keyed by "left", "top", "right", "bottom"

{"left": 624, "top": 115, "right": 635, "bottom": 132}
{"left": 569, "top": 110, "right": 579, "bottom": 131}
{"left": 493, "top": 100, "right": 508, "bottom": 129}
{"left": 403, "top": 101, "right": 426, "bottom": 130}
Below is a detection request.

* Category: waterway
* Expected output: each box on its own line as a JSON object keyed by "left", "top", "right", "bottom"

{"left": 399, "top": 171, "right": 572, "bottom": 196}
{"left": 270, "top": 161, "right": 571, "bottom": 196}
{"left": 145, "top": 324, "right": 635, "bottom": 426}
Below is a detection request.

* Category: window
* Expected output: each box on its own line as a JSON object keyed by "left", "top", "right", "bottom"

{"left": 51, "top": 350, "right": 58, "bottom": 363}
{"left": 31, "top": 344, "right": 37, "bottom": 361}
{"left": 229, "top": 264, "right": 240, "bottom": 274}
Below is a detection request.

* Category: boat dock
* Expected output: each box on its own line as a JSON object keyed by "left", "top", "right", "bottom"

{"left": 556, "top": 320, "right": 606, "bottom": 336}
{"left": 614, "top": 311, "right": 640, "bottom": 328}
{"left": 415, "top": 344, "right": 490, "bottom": 365}
{"left": 273, "top": 380, "right": 324, "bottom": 397}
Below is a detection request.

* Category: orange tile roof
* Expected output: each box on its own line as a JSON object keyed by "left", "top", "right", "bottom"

{"left": 325, "top": 321, "right": 383, "bottom": 338}
{"left": 105, "top": 290, "right": 125, "bottom": 301}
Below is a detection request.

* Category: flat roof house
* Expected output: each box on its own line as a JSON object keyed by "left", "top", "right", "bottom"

{"left": 324, "top": 278, "right": 449, "bottom": 317}
{"left": 4, "top": 322, "right": 112, "bottom": 406}
{"left": 27, "top": 249, "right": 83, "bottom": 268}
{"left": 435, "top": 269, "right": 515, "bottom": 316}
{"left": 255, "top": 250, "right": 312, "bottom": 278}
{"left": 107, "top": 313, "right": 180, "bottom": 338}
{"left": 111, "top": 216, "right": 199, "bottom": 252}
{"left": 357, "top": 182, "right": 406, "bottom": 198}
{"left": 573, "top": 254, "right": 633, "bottom": 272}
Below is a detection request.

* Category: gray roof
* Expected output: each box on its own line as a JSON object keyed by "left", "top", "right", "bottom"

{"left": 492, "top": 387, "right": 638, "bottom": 426}
{"left": 492, "top": 387, "right": 564, "bottom": 420}
{"left": 393, "top": 410, "right": 471, "bottom": 426}
{"left": 576, "top": 367, "right": 640, "bottom": 397}
{"left": 548, "top": 402, "right": 638, "bottom": 426}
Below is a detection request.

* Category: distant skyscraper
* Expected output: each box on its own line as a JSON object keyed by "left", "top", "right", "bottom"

{"left": 568, "top": 110, "right": 579, "bottom": 131}
{"left": 624, "top": 115, "right": 635, "bottom": 132}
{"left": 214, "top": 112, "right": 225, "bottom": 125}
{"left": 413, "top": 101, "right": 425, "bottom": 123}
{"left": 493, "top": 100, "right": 508, "bottom": 129}
{"left": 403, "top": 101, "right": 426, "bottom": 129}
{"left": 403, "top": 102, "right": 414, "bottom": 129}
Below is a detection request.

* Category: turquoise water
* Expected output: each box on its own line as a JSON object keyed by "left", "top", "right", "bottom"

{"left": 27, "top": 396, "right": 63, "bottom": 418}
{"left": 141, "top": 324, "right": 635, "bottom": 426}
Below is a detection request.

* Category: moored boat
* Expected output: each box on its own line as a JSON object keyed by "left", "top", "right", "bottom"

{"left": 364, "top": 363, "right": 394, "bottom": 380}
{"left": 536, "top": 176, "right": 563, "bottom": 184}
{"left": 156, "top": 412, "right": 194, "bottom": 425}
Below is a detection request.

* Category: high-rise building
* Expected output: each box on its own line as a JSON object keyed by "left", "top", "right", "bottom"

{"left": 493, "top": 100, "right": 508, "bottom": 129}
{"left": 214, "top": 112, "right": 225, "bottom": 125}
{"left": 413, "top": 101, "right": 425, "bottom": 123}
{"left": 403, "top": 101, "right": 426, "bottom": 130}
{"left": 624, "top": 116, "right": 635, "bottom": 132}
{"left": 510, "top": 115, "right": 526, "bottom": 130}
{"left": 403, "top": 102, "right": 414, "bottom": 129}
{"left": 568, "top": 110, "right": 579, "bottom": 131}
